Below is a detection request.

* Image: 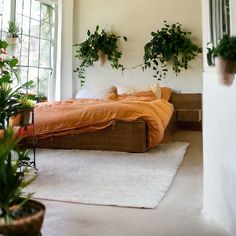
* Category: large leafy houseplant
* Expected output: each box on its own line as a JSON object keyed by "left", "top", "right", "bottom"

{"left": 0, "top": 128, "right": 45, "bottom": 236}
{"left": 74, "top": 25, "right": 127, "bottom": 86}
{"left": 0, "top": 40, "right": 45, "bottom": 235}
{"left": 0, "top": 128, "right": 32, "bottom": 223}
{"left": 0, "top": 40, "right": 34, "bottom": 128}
{"left": 143, "top": 21, "right": 202, "bottom": 80}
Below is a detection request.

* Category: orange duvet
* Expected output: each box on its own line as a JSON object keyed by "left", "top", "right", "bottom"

{"left": 34, "top": 91, "right": 173, "bottom": 148}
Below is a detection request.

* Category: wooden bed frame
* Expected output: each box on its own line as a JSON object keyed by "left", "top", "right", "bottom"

{"left": 21, "top": 112, "right": 176, "bottom": 153}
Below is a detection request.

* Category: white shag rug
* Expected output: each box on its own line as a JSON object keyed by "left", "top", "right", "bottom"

{"left": 25, "top": 142, "right": 189, "bottom": 208}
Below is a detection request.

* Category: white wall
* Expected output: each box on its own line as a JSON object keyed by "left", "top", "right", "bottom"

{"left": 72, "top": 0, "right": 202, "bottom": 96}
{"left": 56, "top": 0, "right": 74, "bottom": 100}
{"left": 203, "top": 73, "right": 236, "bottom": 235}
{"left": 202, "top": 1, "right": 236, "bottom": 235}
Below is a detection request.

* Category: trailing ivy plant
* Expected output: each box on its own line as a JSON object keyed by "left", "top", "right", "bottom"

{"left": 143, "top": 21, "right": 202, "bottom": 80}
{"left": 74, "top": 25, "right": 127, "bottom": 86}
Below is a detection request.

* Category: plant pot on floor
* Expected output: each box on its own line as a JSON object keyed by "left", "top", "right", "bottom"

{"left": 215, "top": 57, "right": 236, "bottom": 86}
{"left": 0, "top": 198, "right": 45, "bottom": 236}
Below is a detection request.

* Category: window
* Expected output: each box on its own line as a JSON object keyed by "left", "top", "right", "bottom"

{"left": 209, "top": 0, "right": 230, "bottom": 47}
{"left": 1, "top": 0, "right": 56, "bottom": 99}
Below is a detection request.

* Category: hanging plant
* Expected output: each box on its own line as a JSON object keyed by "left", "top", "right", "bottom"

{"left": 208, "top": 35, "right": 236, "bottom": 86}
{"left": 74, "top": 25, "right": 127, "bottom": 86}
{"left": 143, "top": 21, "right": 202, "bottom": 80}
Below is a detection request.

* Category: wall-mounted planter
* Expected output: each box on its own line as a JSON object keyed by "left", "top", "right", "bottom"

{"left": 215, "top": 57, "right": 236, "bottom": 86}
{"left": 98, "top": 50, "right": 106, "bottom": 65}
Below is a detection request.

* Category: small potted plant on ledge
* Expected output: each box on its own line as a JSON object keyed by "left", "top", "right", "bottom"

{"left": 6, "top": 21, "right": 20, "bottom": 54}
{"left": 210, "top": 35, "right": 236, "bottom": 86}
{"left": 74, "top": 25, "right": 127, "bottom": 86}
{"left": 143, "top": 21, "right": 202, "bottom": 80}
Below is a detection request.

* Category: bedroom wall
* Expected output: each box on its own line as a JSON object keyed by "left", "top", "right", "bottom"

{"left": 72, "top": 0, "right": 202, "bottom": 97}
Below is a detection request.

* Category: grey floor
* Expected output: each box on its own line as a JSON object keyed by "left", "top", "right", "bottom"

{"left": 40, "top": 131, "right": 229, "bottom": 236}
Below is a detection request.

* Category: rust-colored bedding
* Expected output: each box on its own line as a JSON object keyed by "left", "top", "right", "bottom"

{"left": 34, "top": 91, "right": 173, "bottom": 148}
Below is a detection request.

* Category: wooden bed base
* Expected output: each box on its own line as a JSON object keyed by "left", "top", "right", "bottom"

{"left": 21, "top": 114, "right": 176, "bottom": 153}
{"left": 26, "top": 121, "right": 148, "bottom": 153}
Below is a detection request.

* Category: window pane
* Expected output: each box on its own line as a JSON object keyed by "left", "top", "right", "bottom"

{"left": 40, "top": 39, "right": 50, "bottom": 67}
{"left": 31, "top": 0, "right": 41, "bottom": 21}
{"left": 39, "top": 69, "right": 50, "bottom": 96}
{"left": 0, "top": 1, "right": 3, "bottom": 12}
{"left": 29, "top": 37, "right": 39, "bottom": 66}
{"left": 21, "top": 35, "right": 29, "bottom": 56}
{"left": 23, "top": 0, "right": 31, "bottom": 17}
{"left": 30, "top": 19, "right": 40, "bottom": 37}
{"left": 21, "top": 56, "right": 29, "bottom": 66}
{"left": 16, "top": 0, "right": 23, "bottom": 15}
{"left": 28, "top": 67, "right": 38, "bottom": 94}
{"left": 19, "top": 67, "right": 28, "bottom": 84}
{"left": 15, "top": 14, "right": 23, "bottom": 33}
{"left": 41, "top": 22, "right": 50, "bottom": 39}
{"left": 42, "top": 4, "right": 50, "bottom": 23}
{"left": 2, "top": 0, "right": 10, "bottom": 33}
{"left": 22, "top": 16, "right": 30, "bottom": 35}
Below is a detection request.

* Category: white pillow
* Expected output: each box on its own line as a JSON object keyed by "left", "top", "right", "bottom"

{"left": 75, "top": 86, "right": 116, "bottom": 99}
{"left": 117, "top": 83, "right": 161, "bottom": 99}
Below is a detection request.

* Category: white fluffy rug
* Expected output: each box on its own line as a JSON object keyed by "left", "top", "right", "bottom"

{"left": 25, "top": 142, "right": 189, "bottom": 208}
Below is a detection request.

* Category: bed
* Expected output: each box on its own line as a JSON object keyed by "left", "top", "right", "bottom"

{"left": 20, "top": 86, "right": 174, "bottom": 153}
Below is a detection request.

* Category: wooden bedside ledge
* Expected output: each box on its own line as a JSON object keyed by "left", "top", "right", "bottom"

{"left": 170, "top": 93, "right": 202, "bottom": 131}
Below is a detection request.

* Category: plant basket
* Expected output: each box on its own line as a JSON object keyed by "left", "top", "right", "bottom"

{"left": 0, "top": 198, "right": 45, "bottom": 236}
{"left": 215, "top": 57, "right": 236, "bottom": 86}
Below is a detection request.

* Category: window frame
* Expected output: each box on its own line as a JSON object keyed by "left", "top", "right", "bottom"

{"left": 203, "top": 0, "right": 235, "bottom": 70}
{"left": 1, "top": 0, "right": 57, "bottom": 100}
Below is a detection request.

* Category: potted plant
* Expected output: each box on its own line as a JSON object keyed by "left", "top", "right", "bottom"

{"left": 6, "top": 21, "right": 20, "bottom": 55}
{"left": 143, "top": 21, "right": 202, "bottom": 80}
{"left": 0, "top": 128, "right": 45, "bottom": 236}
{"left": 210, "top": 35, "right": 236, "bottom": 86}
{"left": 0, "top": 40, "right": 34, "bottom": 128}
{"left": 74, "top": 25, "right": 127, "bottom": 86}
{"left": 7, "top": 21, "right": 20, "bottom": 42}
{"left": 0, "top": 40, "right": 45, "bottom": 235}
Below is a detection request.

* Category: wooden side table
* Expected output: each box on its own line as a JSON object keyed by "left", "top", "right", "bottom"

{"left": 170, "top": 93, "right": 202, "bottom": 130}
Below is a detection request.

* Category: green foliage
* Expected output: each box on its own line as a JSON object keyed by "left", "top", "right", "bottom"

{"left": 0, "top": 41, "right": 36, "bottom": 224}
{"left": 74, "top": 25, "right": 127, "bottom": 86}
{"left": 0, "top": 128, "right": 34, "bottom": 224}
{"left": 21, "top": 92, "right": 47, "bottom": 103}
{"left": 143, "top": 21, "right": 202, "bottom": 80}
{"left": 211, "top": 35, "right": 236, "bottom": 60}
{"left": 7, "top": 21, "right": 20, "bottom": 38}
{"left": 0, "top": 40, "right": 34, "bottom": 129}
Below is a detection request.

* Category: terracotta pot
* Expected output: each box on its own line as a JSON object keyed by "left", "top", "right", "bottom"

{"left": 0, "top": 199, "right": 45, "bottom": 236}
{"left": 215, "top": 57, "right": 236, "bottom": 86}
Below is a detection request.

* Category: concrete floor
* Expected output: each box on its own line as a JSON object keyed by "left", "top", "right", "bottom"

{"left": 41, "top": 131, "right": 229, "bottom": 236}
